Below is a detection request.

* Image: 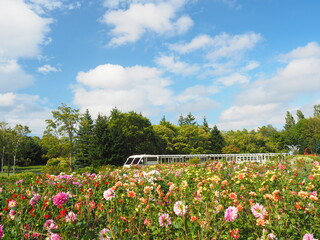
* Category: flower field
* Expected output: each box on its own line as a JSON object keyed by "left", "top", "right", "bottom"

{"left": 0, "top": 156, "right": 319, "bottom": 239}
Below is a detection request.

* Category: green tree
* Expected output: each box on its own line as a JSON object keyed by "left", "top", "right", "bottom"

{"left": 45, "top": 103, "right": 80, "bottom": 171}
{"left": 75, "top": 109, "right": 94, "bottom": 168}
{"left": 178, "top": 112, "right": 197, "bottom": 126}
{"left": 90, "top": 114, "right": 111, "bottom": 166}
{"left": 11, "top": 124, "right": 31, "bottom": 173}
{"left": 314, "top": 104, "right": 320, "bottom": 117}
{"left": 108, "top": 109, "right": 158, "bottom": 165}
{"left": 0, "top": 122, "right": 9, "bottom": 173}
{"left": 153, "top": 124, "right": 177, "bottom": 154}
{"left": 284, "top": 111, "right": 295, "bottom": 130}
{"left": 209, "top": 125, "right": 225, "bottom": 153}
{"left": 296, "top": 110, "right": 305, "bottom": 122}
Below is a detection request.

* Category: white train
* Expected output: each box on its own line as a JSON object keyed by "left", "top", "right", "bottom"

{"left": 123, "top": 153, "right": 287, "bottom": 167}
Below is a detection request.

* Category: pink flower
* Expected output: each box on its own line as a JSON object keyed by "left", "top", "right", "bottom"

{"left": 52, "top": 192, "right": 68, "bottom": 206}
{"left": 99, "top": 228, "right": 111, "bottom": 240}
{"left": 44, "top": 219, "right": 58, "bottom": 230}
{"left": 224, "top": 206, "right": 238, "bottom": 222}
{"left": 9, "top": 210, "right": 16, "bottom": 219}
{"left": 49, "top": 233, "right": 61, "bottom": 240}
{"left": 251, "top": 203, "right": 267, "bottom": 219}
{"left": 0, "top": 225, "right": 3, "bottom": 238}
{"left": 159, "top": 213, "right": 171, "bottom": 227}
{"left": 267, "top": 233, "right": 277, "bottom": 239}
{"left": 173, "top": 201, "right": 187, "bottom": 216}
{"left": 65, "top": 211, "right": 77, "bottom": 223}
{"left": 8, "top": 200, "right": 17, "bottom": 208}
{"left": 303, "top": 233, "right": 317, "bottom": 240}
{"left": 103, "top": 189, "right": 115, "bottom": 200}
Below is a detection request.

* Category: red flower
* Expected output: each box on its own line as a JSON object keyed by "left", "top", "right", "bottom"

{"left": 44, "top": 214, "right": 50, "bottom": 219}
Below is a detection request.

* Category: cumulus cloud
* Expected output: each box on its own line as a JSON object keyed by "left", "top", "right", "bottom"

{"left": 26, "top": 0, "right": 81, "bottom": 14}
{"left": 217, "top": 42, "right": 320, "bottom": 130}
{"left": 101, "top": 0, "right": 193, "bottom": 46}
{"left": 0, "top": 93, "right": 16, "bottom": 106}
{"left": 74, "top": 64, "right": 173, "bottom": 116}
{"left": 0, "top": 94, "right": 52, "bottom": 135}
{"left": 170, "top": 32, "right": 262, "bottom": 59}
{"left": 0, "top": 0, "right": 52, "bottom": 59}
{"left": 37, "top": 64, "right": 61, "bottom": 74}
{"left": 0, "top": 58, "right": 34, "bottom": 92}
{"left": 217, "top": 73, "right": 249, "bottom": 86}
{"left": 155, "top": 55, "right": 199, "bottom": 75}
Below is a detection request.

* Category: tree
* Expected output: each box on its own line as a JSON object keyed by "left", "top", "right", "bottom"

{"left": 178, "top": 112, "right": 197, "bottom": 126}
{"left": 75, "top": 109, "right": 94, "bottom": 168}
{"left": 284, "top": 111, "right": 295, "bottom": 130}
{"left": 314, "top": 104, "right": 320, "bottom": 117}
{"left": 90, "top": 114, "right": 111, "bottom": 166}
{"left": 0, "top": 122, "right": 9, "bottom": 173}
{"left": 11, "top": 124, "right": 31, "bottom": 173}
{"left": 45, "top": 103, "right": 80, "bottom": 171}
{"left": 209, "top": 125, "right": 225, "bottom": 153}
{"left": 296, "top": 110, "right": 305, "bottom": 122}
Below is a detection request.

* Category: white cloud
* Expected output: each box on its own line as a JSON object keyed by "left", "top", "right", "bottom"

{"left": 74, "top": 64, "right": 173, "bottom": 117}
{"left": 242, "top": 61, "right": 260, "bottom": 71}
{"left": 219, "top": 0, "right": 241, "bottom": 9}
{"left": 155, "top": 55, "right": 199, "bottom": 75}
{"left": 217, "top": 42, "right": 320, "bottom": 130}
{"left": 279, "top": 42, "right": 320, "bottom": 61}
{"left": 170, "top": 32, "right": 262, "bottom": 58}
{"left": 0, "top": 93, "right": 16, "bottom": 106}
{"left": 37, "top": 64, "right": 61, "bottom": 74}
{"left": 0, "top": 94, "right": 52, "bottom": 135}
{"left": 169, "top": 34, "right": 213, "bottom": 54}
{"left": 0, "top": 0, "right": 52, "bottom": 59}
{"left": 177, "top": 85, "right": 219, "bottom": 102}
{"left": 217, "top": 73, "right": 249, "bottom": 86}
{"left": 26, "top": 0, "right": 81, "bottom": 14}
{"left": 218, "top": 103, "right": 280, "bottom": 130}
{"left": 0, "top": 58, "right": 34, "bottom": 91}
{"left": 101, "top": 1, "right": 193, "bottom": 46}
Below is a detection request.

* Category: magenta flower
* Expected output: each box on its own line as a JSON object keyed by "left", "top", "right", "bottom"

{"left": 303, "top": 233, "right": 317, "bottom": 240}
{"left": 224, "top": 206, "right": 238, "bottom": 222}
{"left": 251, "top": 203, "right": 267, "bottom": 219}
{"left": 159, "top": 213, "right": 171, "bottom": 227}
{"left": 0, "top": 225, "right": 3, "bottom": 239}
{"left": 99, "top": 228, "right": 111, "bottom": 240}
{"left": 52, "top": 192, "right": 69, "bottom": 206}
{"left": 103, "top": 188, "right": 115, "bottom": 200}
{"left": 173, "top": 201, "right": 187, "bottom": 216}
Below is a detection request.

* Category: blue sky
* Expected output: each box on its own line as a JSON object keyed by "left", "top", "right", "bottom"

{"left": 1, "top": 0, "right": 320, "bottom": 135}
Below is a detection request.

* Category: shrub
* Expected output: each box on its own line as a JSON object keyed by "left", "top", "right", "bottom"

{"left": 41, "top": 157, "right": 69, "bottom": 175}
{"left": 187, "top": 157, "right": 201, "bottom": 164}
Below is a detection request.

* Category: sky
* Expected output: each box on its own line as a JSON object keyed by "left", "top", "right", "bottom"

{"left": 1, "top": 0, "right": 320, "bottom": 136}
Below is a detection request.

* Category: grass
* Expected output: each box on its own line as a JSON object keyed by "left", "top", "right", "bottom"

{"left": 0, "top": 165, "right": 43, "bottom": 176}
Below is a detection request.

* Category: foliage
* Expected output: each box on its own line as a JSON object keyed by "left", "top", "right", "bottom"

{"left": 187, "top": 157, "right": 201, "bottom": 164}
{"left": 41, "top": 157, "right": 69, "bottom": 175}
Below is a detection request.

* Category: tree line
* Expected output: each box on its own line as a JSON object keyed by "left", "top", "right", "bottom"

{"left": 1, "top": 103, "right": 320, "bottom": 171}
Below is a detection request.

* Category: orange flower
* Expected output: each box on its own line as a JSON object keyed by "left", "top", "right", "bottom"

{"left": 310, "top": 195, "right": 318, "bottom": 201}
{"left": 238, "top": 173, "right": 245, "bottom": 180}
{"left": 237, "top": 205, "right": 243, "bottom": 211}
{"left": 229, "top": 192, "right": 237, "bottom": 200}
{"left": 256, "top": 218, "right": 265, "bottom": 226}
{"left": 298, "top": 191, "right": 309, "bottom": 199}
{"left": 249, "top": 192, "right": 257, "bottom": 196}
{"left": 295, "top": 202, "right": 303, "bottom": 210}
{"left": 190, "top": 216, "right": 198, "bottom": 222}
{"left": 216, "top": 204, "right": 223, "bottom": 212}
{"left": 115, "top": 181, "right": 122, "bottom": 187}
{"left": 139, "top": 197, "right": 148, "bottom": 204}
{"left": 272, "top": 190, "right": 281, "bottom": 201}
{"left": 127, "top": 191, "right": 136, "bottom": 198}
{"left": 221, "top": 180, "right": 228, "bottom": 185}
